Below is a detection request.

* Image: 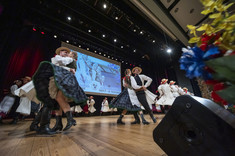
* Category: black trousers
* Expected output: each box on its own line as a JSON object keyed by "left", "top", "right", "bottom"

{"left": 136, "top": 91, "right": 151, "bottom": 113}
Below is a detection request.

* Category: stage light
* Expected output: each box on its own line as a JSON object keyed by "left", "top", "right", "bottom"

{"left": 140, "top": 31, "right": 143, "bottom": 34}
{"left": 167, "top": 48, "right": 172, "bottom": 53}
{"left": 121, "top": 46, "right": 123, "bottom": 48}
{"left": 103, "top": 4, "right": 107, "bottom": 9}
{"left": 41, "top": 32, "right": 45, "bottom": 35}
{"left": 94, "top": 50, "right": 97, "bottom": 53}
{"left": 126, "top": 62, "right": 128, "bottom": 64}
{"left": 104, "top": 54, "right": 106, "bottom": 56}
{"left": 67, "top": 16, "right": 71, "bottom": 21}
{"left": 99, "top": 52, "right": 101, "bottom": 54}
{"left": 114, "top": 39, "right": 117, "bottom": 42}
{"left": 108, "top": 56, "right": 110, "bottom": 58}
{"left": 33, "top": 28, "right": 36, "bottom": 31}
{"left": 115, "top": 59, "right": 117, "bottom": 60}
{"left": 133, "top": 29, "right": 136, "bottom": 32}
{"left": 133, "top": 49, "right": 136, "bottom": 52}
{"left": 153, "top": 40, "right": 155, "bottom": 43}
{"left": 79, "top": 45, "right": 81, "bottom": 47}
{"left": 66, "top": 40, "right": 69, "bottom": 43}
{"left": 115, "top": 17, "right": 118, "bottom": 20}
{"left": 122, "top": 61, "right": 124, "bottom": 63}
{"left": 87, "top": 48, "right": 89, "bottom": 50}
{"left": 112, "top": 57, "right": 114, "bottom": 59}
{"left": 102, "top": 34, "right": 106, "bottom": 38}
{"left": 88, "top": 29, "right": 91, "bottom": 33}
{"left": 54, "top": 35, "right": 57, "bottom": 38}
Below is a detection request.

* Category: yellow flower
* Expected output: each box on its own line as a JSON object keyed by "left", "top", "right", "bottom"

{"left": 187, "top": 25, "right": 197, "bottom": 36}
{"left": 188, "top": 37, "right": 200, "bottom": 43}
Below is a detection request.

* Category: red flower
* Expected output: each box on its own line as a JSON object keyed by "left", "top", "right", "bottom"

{"left": 211, "top": 83, "right": 228, "bottom": 105}
{"left": 205, "top": 80, "right": 219, "bottom": 85}
{"left": 200, "top": 43, "right": 207, "bottom": 51}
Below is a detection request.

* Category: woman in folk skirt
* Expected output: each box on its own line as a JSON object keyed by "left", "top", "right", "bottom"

{"left": 109, "top": 69, "right": 149, "bottom": 125}
{"left": 33, "top": 47, "right": 87, "bottom": 134}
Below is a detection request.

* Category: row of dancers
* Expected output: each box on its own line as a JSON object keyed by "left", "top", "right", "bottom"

{"left": 0, "top": 46, "right": 194, "bottom": 135}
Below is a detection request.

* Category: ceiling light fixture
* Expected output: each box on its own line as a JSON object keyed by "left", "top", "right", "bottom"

{"left": 67, "top": 16, "right": 71, "bottom": 21}
{"left": 167, "top": 48, "right": 172, "bottom": 53}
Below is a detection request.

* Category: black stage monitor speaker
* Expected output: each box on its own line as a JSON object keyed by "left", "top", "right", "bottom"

{"left": 153, "top": 95, "right": 235, "bottom": 156}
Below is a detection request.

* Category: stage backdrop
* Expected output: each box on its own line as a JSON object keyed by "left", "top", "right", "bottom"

{"left": 62, "top": 42, "right": 121, "bottom": 97}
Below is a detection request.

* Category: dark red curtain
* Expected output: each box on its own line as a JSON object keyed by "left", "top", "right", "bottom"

{"left": 1, "top": 27, "right": 59, "bottom": 92}
{"left": 4, "top": 43, "right": 44, "bottom": 84}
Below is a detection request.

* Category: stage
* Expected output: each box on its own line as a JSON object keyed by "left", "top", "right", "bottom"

{"left": 0, "top": 115, "right": 166, "bottom": 156}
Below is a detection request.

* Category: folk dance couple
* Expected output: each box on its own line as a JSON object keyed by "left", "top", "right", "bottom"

{"left": 16, "top": 47, "right": 87, "bottom": 135}
{"left": 110, "top": 67, "right": 157, "bottom": 125}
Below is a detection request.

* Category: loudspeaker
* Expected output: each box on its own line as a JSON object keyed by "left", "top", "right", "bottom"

{"left": 153, "top": 95, "right": 235, "bottom": 156}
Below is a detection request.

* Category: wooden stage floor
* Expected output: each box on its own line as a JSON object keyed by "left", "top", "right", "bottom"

{"left": 0, "top": 114, "right": 166, "bottom": 156}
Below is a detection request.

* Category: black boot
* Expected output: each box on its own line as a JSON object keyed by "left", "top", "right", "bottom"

{"left": 63, "top": 111, "right": 76, "bottom": 131}
{"left": 117, "top": 115, "right": 125, "bottom": 124}
{"left": 140, "top": 114, "right": 150, "bottom": 125}
{"left": 131, "top": 112, "right": 140, "bottom": 124}
{"left": 149, "top": 111, "right": 157, "bottom": 123}
{"left": 51, "top": 115, "right": 63, "bottom": 131}
{"left": 30, "top": 109, "right": 42, "bottom": 131}
{"left": 37, "top": 107, "right": 56, "bottom": 135}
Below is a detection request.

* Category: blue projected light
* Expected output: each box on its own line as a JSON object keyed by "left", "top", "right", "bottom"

{"left": 72, "top": 50, "right": 121, "bottom": 95}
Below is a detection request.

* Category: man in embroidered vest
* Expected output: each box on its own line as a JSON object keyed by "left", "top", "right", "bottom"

{"left": 130, "top": 67, "right": 156, "bottom": 124}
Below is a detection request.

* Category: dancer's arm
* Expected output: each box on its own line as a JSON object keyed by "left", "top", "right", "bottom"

{"left": 140, "top": 75, "right": 152, "bottom": 88}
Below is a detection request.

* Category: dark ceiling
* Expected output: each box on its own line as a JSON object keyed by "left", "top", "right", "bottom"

{"left": 3, "top": 0, "right": 185, "bottom": 67}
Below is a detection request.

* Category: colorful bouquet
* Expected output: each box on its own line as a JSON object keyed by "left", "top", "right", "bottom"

{"left": 179, "top": 0, "right": 235, "bottom": 113}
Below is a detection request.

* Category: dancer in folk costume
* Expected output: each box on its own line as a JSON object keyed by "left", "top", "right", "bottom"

{"left": 178, "top": 86, "right": 185, "bottom": 95}
{"left": 157, "top": 79, "right": 175, "bottom": 106}
{"left": 33, "top": 47, "right": 87, "bottom": 134}
{"left": 183, "top": 87, "right": 194, "bottom": 95}
{"left": 15, "top": 76, "right": 34, "bottom": 116}
{"left": 110, "top": 69, "right": 151, "bottom": 124}
{"left": 0, "top": 80, "right": 22, "bottom": 123}
{"left": 88, "top": 96, "right": 96, "bottom": 115}
{"left": 49, "top": 49, "right": 87, "bottom": 132}
{"left": 130, "top": 67, "right": 157, "bottom": 123}
{"left": 109, "top": 97, "right": 118, "bottom": 114}
{"left": 71, "top": 105, "right": 83, "bottom": 116}
{"left": 169, "top": 81, "right": 180, "bottom": 98}
{"left": 100, "top": 97, "right": 110, "bottom": 115}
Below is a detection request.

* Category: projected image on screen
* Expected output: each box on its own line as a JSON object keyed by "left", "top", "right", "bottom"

{"left": 71, "top": 50, "right": 121, "bottom": 96}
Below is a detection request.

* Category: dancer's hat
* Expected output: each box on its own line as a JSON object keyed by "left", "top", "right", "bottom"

{"left": 132, "top": 67, "right": 142, "bottom": 74}
{"left": 55, "top": 47, "right": 71, "bottom": 55}
{"left": 161, "top": 78, "right": 168, "bottom": 84}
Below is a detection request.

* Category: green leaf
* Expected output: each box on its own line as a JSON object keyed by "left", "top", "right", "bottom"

{"left": 206, "top": 55, "right": 235, "bottom": 83}
{"left": 217, "top": 85, "right": 235, "bottom": 104}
